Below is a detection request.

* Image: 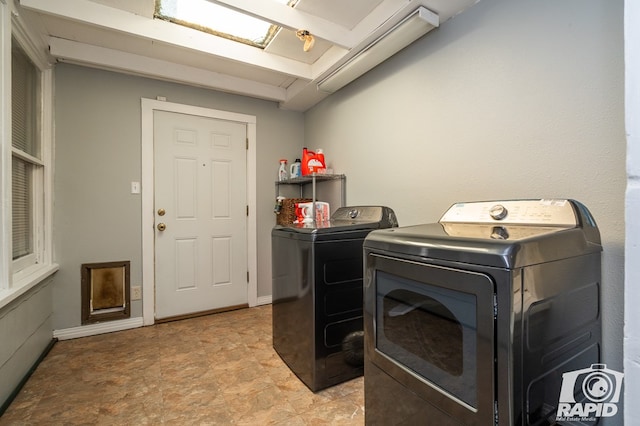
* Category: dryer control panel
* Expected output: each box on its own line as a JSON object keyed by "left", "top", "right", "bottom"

{"left": 332, "top": 206, "right": 397, "bottom": 226}
{"left": 439, "top": 199, "right": 577, "bottom": 227}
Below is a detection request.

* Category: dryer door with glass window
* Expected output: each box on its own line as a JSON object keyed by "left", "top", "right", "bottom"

{"left": 366, "top": 254, "right": 496, "bottom": 425}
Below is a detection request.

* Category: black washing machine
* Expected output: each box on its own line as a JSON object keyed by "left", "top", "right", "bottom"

{"left": 272, "top": 205, "right": 398, "bottom": 392}
{"left": 363, "top": 199, "right": 603, "bottom": 425}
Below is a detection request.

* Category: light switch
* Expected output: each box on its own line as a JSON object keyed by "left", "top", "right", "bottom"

{"left": 131, "top": 181, "right": 141, "bottom": 194}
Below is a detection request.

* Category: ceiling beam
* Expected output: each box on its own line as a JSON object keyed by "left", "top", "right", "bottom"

{"left": 20, "top": 0, "right": 313, "bottom": 79}
{"left": 206, "top": 0, "right": 356, "bottom": 49}
{"left": 49, "top": 37, "right": 288, "bottom": 102}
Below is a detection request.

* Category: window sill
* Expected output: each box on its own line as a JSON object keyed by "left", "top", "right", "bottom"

{"left": 0, "top": 263, "right": 59, "bottom": 310}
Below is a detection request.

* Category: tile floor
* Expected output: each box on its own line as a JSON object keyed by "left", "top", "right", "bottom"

{"left": 0, "top": 305, "right": 364, "bottom": 425}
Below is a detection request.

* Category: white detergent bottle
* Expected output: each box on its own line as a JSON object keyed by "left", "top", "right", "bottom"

{"left": 278, "top": 159, "right": 289, "bottom": 181}
{"left": 290, "top": 159, "right": 302, "bottom": 178}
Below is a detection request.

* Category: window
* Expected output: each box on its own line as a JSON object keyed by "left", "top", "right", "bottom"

{"left": 154, "top": 0, "right": 298, "bottom": 49}
{"left": 11, "top": 38, "right": 43, "bottom": 274}
{"left": 1, "top": 7, "right": 55, "bottom": 302}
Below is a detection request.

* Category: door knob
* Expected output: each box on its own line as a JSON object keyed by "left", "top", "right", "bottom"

{"left": 157, "top": 208, "right": 166, "bottom": 216}
{"left": 157, "top": 223, "right": 166, "bottom": 231}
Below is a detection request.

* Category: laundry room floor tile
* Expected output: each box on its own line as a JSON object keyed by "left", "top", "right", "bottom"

{"left": 0, "top": 305, "right": 364, "bottom": 425}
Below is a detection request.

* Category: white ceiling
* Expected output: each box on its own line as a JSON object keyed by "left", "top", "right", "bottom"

{"left": 18, "top": 0, "right": 479, "bottom": 111}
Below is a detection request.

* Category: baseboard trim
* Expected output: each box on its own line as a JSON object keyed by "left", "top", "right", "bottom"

{"left": 53, "top": 317, "right": 144, "bottom": 340}
{"left": 53, "top": 301, "right": 272, "bottom": 340}
{"left": 256, "top": 295, "right": 272, "bottom": 306}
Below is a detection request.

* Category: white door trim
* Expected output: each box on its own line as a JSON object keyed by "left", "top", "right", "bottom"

{"left": 141, "top": 98, "right": 257, "bottom": 326}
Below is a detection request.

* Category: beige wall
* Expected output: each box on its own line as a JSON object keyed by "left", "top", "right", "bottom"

{"left": 305, "top": 0, "right": 625, "bottom": 403}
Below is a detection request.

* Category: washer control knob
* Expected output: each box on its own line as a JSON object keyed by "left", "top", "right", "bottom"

{"left": 491, "top": 226, "right": 509, "bottom": 240}
{"left": 348, "top": 209, "right": 359, "bottom": 219}
{"left": 489, "top": 204, "right": 508, "bottom": 220}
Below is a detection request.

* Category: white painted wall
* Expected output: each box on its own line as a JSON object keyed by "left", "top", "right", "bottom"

{"left": 306, "top": 0, "right": 625, "bottom": 422}
{"left": 625, "top": 0, "right": 639, "bottom": 425}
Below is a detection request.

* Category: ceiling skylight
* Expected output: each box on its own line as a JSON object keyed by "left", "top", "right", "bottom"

{"left": 155, "top": 0, "right": 298, "bottom": 49}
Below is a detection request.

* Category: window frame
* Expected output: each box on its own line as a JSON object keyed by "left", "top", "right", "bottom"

{"left": 11, "top": 39, "right": 43, "bottom": 273}
{"left": 1, "top": 2, "right": 57, "bottom": 306}
{"left": 11, "top": 148, "right": 44, "bottom": 274}
{"left": 154, "top": 0, "right": 299, "bottom": 49}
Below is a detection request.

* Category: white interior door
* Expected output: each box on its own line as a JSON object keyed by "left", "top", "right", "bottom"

{"left": 153, "top": 110, "right": 247, "bottom": 319}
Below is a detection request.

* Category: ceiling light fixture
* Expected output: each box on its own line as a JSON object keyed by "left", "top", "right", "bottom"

{"left": 317, "top": 6, "right": 439, "bottom": 93}
{"left": 296, "top": 30, "right": 315, "bottom": 52}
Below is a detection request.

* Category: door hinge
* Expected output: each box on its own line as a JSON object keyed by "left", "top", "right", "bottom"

{"left": 494, "top": 401, "right": 499, "bottom": 426}
{"left": 246, "top": 205, "right": 249, "bottom": 216}
{"left": 246, "top": 138, "right": 249, "bottom": 150}
{"left": 247, "top": 271, "right": 250, "bottom": 282}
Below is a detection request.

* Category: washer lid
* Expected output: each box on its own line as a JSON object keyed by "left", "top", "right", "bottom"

{"left": 364, "top": 199, "right": 601, "bottom": 268}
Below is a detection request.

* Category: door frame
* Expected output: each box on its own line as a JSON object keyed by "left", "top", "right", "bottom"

{"left": 141, "top": 98, "right": 257, "bottom": 326}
